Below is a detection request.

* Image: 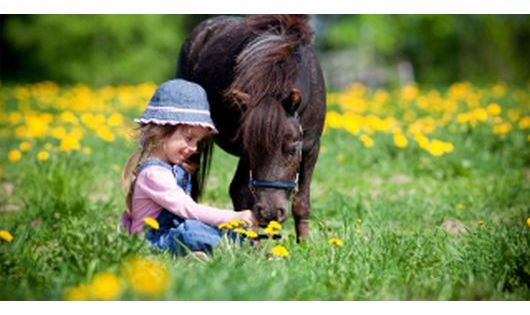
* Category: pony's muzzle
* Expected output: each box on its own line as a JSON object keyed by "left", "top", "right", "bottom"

{"left": 256, "top": 203, "right": 287, "bottom": 226}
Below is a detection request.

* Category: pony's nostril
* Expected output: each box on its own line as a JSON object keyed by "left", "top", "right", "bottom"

{"left": 257, "top": 205, "right": 287, "bottom": 222}
{"left": 255, "top": 204, "right": 266, "bottom": 217}
{"left": 276, "top": 208, "right": 287, "bottom": 220}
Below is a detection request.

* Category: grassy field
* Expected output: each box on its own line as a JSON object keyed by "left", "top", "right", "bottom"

{"left": 0, "top": 81, "right": 529, "bottom": 300}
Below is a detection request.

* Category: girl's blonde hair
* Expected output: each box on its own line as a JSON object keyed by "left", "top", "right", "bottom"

{"left": 123, "top": 123, "right": 214, "bottom": 219}
{"left": 122, "top": 124, "right": 179, "bottom": 218}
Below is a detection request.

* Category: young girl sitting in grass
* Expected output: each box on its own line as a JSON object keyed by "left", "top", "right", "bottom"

{"left": 120, "top": 79, "right": 256, "bottom": 257}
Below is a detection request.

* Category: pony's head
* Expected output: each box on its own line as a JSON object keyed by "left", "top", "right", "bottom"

{"left": 234, "top": 90, "right": 303, "bottom": 226}
{"left": 225, "top": 15, "right": 312, "bottom": 226}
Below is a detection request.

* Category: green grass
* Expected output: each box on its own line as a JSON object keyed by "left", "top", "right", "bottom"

{"left": 1, "top": 84, "right": 529, "bottom": 300}
{"left": 1, "top": 127, "right": 528, "bottom": 300}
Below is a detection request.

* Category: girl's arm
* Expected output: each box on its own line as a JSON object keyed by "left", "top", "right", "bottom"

{"left": 136, "top": 167, "right": 236, "bottom": 226}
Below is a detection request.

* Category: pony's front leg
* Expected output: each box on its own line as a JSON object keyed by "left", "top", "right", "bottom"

{"left": 292, "top": 142, "right": 320, "bottom": 242}
{"left": 229, "top": 157, "right": 254, "bottom": 211}
{"left": 293, "top": 191, "right": 310, "bottom": 241}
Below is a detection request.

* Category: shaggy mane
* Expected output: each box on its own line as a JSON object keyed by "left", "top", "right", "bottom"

{"left": 227, "top": 15, "right": 313, "bottom": 155}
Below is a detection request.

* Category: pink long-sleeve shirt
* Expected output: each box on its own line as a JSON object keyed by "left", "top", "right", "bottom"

{"left": 121, "top": 165, "right": 235, "bottom": 234}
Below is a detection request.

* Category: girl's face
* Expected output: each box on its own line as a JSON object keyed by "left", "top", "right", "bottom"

{"left": 157, "top": 125, "right": 210, "bottom": 165}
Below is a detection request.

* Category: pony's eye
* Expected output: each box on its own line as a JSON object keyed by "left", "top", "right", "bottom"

{"left": 287, "top": 147, "right": 297, "bottom": 156}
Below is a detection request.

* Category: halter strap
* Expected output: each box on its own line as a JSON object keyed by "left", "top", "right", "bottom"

{"left": 248, "top": 171, "right": 298, "bottom": 190}
{"left": 247, "top": 112, "right": 303, "bottom": 194}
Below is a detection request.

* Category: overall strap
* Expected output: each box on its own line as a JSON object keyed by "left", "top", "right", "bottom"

{"left": 172, "top": 164, "right": 192, "bottom": 195}
{"left": 140, "top": 160, "right": 191, "bottom": 195}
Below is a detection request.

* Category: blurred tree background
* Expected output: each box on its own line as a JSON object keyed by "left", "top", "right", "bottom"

{"left": 1, "top": 15, "right": 529, "bottom": 89}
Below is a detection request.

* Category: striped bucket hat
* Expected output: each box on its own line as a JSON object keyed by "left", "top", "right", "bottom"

{"left": 135, "top": 79, "right": 218, "bottom": 133}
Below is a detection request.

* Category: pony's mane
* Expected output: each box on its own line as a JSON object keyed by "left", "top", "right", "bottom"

{"left": 228, "top": 15, "right": 313, "bottom": 157}
{"left": 246, "top": 15, "right": 313, "bottom": 46}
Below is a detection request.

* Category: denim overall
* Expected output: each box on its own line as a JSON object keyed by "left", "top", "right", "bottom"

{"left": 141, "top": 160, "right": 240, "bottom": 256}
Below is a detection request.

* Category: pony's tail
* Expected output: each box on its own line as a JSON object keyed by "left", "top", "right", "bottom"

{"left": 122, "top": 146, "right": 144, "bottom": 218}
{"left": 246, "top": 15, "right": 313, "bottom": 47}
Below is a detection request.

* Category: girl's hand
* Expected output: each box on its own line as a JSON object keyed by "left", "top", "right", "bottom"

{"left": 232, "top": 210, "right": 258, "bottom": 227}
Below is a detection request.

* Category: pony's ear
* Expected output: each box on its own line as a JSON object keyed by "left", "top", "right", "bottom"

{"left": 231, "top": 89, "right": 250, "bottom": 107}
{"left": 284, "top": 88, "right": 302, "bottom": 114}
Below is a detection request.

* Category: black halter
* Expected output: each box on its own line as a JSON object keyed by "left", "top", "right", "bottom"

{"left": 249, "top": 171, "right": 299, "bottom": 191}
{"left": 248, "top": 113, "right": 303, "bottom": 194}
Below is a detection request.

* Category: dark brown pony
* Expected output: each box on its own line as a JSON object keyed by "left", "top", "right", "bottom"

{"left": 177, "top": 15, "right": 326, "bottom": 240}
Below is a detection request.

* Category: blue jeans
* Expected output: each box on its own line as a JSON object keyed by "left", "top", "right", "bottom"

{"left": 145, "top": 210, "right": 244, "bottom": 256}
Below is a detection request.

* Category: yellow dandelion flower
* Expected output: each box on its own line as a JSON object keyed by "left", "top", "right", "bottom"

{"left": 96, "top": 127, "right": 115, "bottom": 142}
{"left": 264, "top": 221, "right": 281, "bottom": 236}
{"left": 19, "top": 141, "right": 31, "bottom": 152}
{"left": 518, "top": 116, "right": 530, "bottom": 130}
{"left": 360, "top": 134, "right": 374, "bottom": 148}
{"left": 8, "top": 150, "right": 21, "bottom": 163}
{"left": 325, "top": 111, "right": 343, "bottom": 129}
{"left": 64, "top": 284, "right": 89, "bottom": 301}
{"left": 233, "top": 228, "right": 246, "bottom": 235}
{"left": 88, "top": 272, "right": 122, "bottom": 300}
{"left": 60, "top": 135, "right": 81, "bottom": 152}
{"left": 0, "top": 230, "right": 14, "bottom": 242}
{"left": 426, "top": 139, "right": 453, "bottom": 157}
{"left": 493, "top": 123, "right": 512, "bottom": 136}
{"left": 37, "top": 150, "right": 50, "bottom": 161}
{"left": 472, "top": 108, "right": 488, "bottom": 122}
{"left": 59, "top": 111, "right": 79, "bottom": 125}
{"left": 457, "top": 112, "right": 472, "bottom": 124}
{"left": 414, "top": 133, "right": 430, "bottom": 149}
{"left": 218, "top": 223, "right": 232, "bottom": 230}
{"left": 267, "top": 220, "right": 282, "bottom": 231}
{"left": 271, "top": 245, "right": 289, "bottom": 258}
{"left": 486, "top": 103, "right": 501, "bottom": 116}
{"left": 526, "top": 218, "right": 530, "bottom": 228}
{"left": 245, "top": 230, "right": 258, "bottom": 239}
{"left": 393, "top": 132, "right": 408, "bottom": 148}
{"left": 107, "top": 113, "right": 124, "bottom": 127}
{"left": 51, "top": 126, "right": 67, "bottom": 139}
{"left": 143, "top": 218, "right": 159, "bottom": 230}
{"left": 329, "top": 237, "right": 343, "bottom": 247}
{"left": 443, "top": 142, "right": 454, "bottom": 153}
{"left": 478, "top": 220, "right": 485, "bottom": 226}
{"left": 123, "top": 257, "right": 169, "bottom": 297}
{"left": 264, "top": 226, "right": 280, "bottom": 236}
{"left": 228, "top": 220, "right": 245, "bottom": 228}
{"left": 456, "top": 203, "right": 465, "bottom": 210}
{"left": 81, "top": 113, "right": 98, "bottom": 129}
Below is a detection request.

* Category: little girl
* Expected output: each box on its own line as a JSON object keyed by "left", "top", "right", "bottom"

{"left": 120, "top": 79, "right": 256, "bottom": 256}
